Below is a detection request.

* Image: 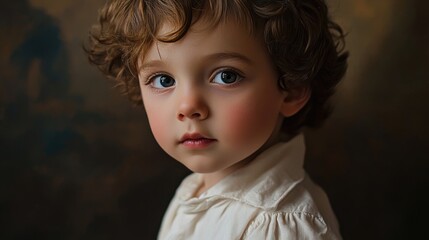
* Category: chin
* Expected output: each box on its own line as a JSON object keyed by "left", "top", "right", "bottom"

{"left": 182, "top": 161, "right": 221, "bottom": 174}
{"left": 186, "top": 165, "right": 217, "bottom": 174}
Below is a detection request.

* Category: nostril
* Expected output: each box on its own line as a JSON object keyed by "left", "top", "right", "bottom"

{"left": 178, "top": 113, "right": 185, "bottom": 120}
{"left": 191, "top": 113, "right": 201, "bottom": 118}
{"left": 177, "top": 111, "right": 204, "bottom": 121}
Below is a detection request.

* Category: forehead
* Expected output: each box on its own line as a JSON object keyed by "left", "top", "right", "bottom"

{"left": 158, "top": 16, "right": 255, "bottom": 40}
{"left": 156, "top": 10, "right": 258, "bottom": 41}
{"left": 142, "top": 19, "right": 266, "bottom": 65}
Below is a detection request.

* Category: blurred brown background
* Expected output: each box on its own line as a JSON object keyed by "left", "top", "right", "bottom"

{"left": 0, "top": 0, "right": 428, "bottom": 239}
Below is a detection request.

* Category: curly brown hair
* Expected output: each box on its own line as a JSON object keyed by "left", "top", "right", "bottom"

{"left": 85, "top": 0, "right": 348, "bottom": 135}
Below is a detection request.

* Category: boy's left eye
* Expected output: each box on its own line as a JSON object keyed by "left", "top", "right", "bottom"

{"left": 212, "top": 70, "right": 242, "bottom": 85}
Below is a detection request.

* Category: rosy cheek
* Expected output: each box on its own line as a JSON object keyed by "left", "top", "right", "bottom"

{"left": 145, "top": 106, "right": 168, "bottom": 146}
{"left": 223, "top": 103, "right": 261, "bottom": 142}
{"left": 221, "top": 95, "right": 279, "bottom": 146}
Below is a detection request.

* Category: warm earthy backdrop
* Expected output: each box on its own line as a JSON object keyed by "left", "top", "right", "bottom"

{"left": 1, "top": 0, "right": 428, "bottom": 239}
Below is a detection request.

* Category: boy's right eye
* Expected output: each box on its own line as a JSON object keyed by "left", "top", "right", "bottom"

{"left": 150, "top": 74, "right": 175, "bottom": 89}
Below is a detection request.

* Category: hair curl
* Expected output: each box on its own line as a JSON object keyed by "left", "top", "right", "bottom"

{"left": 85, "top": 0, "right": 348, "bottom": 135}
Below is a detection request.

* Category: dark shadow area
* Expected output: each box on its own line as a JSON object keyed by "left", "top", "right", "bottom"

{"left": 305, "top": 1, "right": 429, "bottom": 239}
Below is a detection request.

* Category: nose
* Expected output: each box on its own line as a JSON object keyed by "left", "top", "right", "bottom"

{"left": 177, "top": 89, "right": 209, "bottom": 121}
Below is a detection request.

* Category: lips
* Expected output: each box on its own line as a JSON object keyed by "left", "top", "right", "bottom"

{"left": 179, "top": 133, "right": 216, "bottom": 148}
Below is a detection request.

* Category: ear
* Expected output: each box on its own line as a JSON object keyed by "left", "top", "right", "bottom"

{"left": 280, "top": 87, "right": 311, "bottom": 117}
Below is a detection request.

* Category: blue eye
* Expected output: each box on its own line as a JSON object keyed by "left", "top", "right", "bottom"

{"left": 212, "top": 70, "right": 241, "bottom": 85}
{"left": 151, "top": 74, "right": 175, "bottom": 89}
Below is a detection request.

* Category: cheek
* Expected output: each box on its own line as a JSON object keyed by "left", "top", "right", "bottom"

{"left": 144, "top": 102, "right": 170, "bottom": 147}
{"left": 221, "top": 98, "right": 279, "bottom": 143}
{"left": 225, "top": 106, "right": 255, "bottom": 139}
{"left": 147, "top": 113, "right": 164, "bottom": 137}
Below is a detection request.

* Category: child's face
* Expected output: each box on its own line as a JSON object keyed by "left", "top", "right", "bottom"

{"left": 139, "top": 19, "right": 288, "bottom": 175}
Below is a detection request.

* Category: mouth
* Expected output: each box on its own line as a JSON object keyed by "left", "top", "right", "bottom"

{"left": 179, "top": 133, "right": 217, "bottom": 148}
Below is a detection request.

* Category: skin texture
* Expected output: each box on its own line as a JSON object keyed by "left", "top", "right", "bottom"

{"left": 138, "top": 20, "right": 309, "bottom": 196}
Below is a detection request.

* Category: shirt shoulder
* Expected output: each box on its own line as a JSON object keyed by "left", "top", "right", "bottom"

{"left": 242, "top": 210, "right": 340, "bottom": 240}
{"left": 241, "top": 176, "right": 342, "bottom": 240}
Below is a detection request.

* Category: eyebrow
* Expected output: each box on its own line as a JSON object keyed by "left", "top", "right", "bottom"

{"left": 139, "top": 60, "right": 164, "bottom": 70}
{"left": 139, "top": 52, "right": 253, "bottom": 70}
{"left": 205, "top": 52, "right": 253, "bottom": 65}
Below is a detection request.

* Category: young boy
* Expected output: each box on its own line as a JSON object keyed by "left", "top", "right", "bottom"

{"left": 86, "top": 0, "right": 348, "bottom": 239}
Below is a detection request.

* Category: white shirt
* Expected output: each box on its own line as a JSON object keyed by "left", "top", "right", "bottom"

{"left": 158, "top": 134, "right": 342, "bottom": 239}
